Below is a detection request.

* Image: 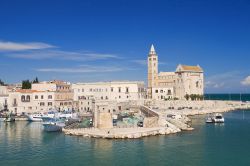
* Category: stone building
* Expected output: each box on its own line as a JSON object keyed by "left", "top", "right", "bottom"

{"left": 8, "top": 80, "right": 73, "bottom": 114}
{"left": 72, "top": 81, "right": 146, "bottom": 112}
{"left": 147, "top": 45, "right": 204, "bottom": 100}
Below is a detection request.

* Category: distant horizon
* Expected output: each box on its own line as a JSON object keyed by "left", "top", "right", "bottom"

{"left": 0, "top": 0, "right": 250, "bottom": 93}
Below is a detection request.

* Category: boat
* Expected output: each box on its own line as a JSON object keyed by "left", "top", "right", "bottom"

{"left": 26, "top": 113, "right": 43, "bottom": 122}
{"left": 41, "top": 111, "right": 57, "bottom": 121}
{"left": 213, "top": 113, "right": 224, "bottom": 123}
{"left": 42, "top": 118, "right": 65, "bottom": 132}
{"left": 3, "top": 112, "right": 15, "bottom": 122}
{"left": 206, "top": 113, "right": 224, "bottom": 123}
{"left": 206, "top": 116, "right": 213, "bottom": 123}
{"left": 4, "top": 116, "right": 15, "bottom": 122}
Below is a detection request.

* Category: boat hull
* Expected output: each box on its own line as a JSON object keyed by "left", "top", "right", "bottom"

{"left": 43, "top": 122, "right": 65, "bottom": 132}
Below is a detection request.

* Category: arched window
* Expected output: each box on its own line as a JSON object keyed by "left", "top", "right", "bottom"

{"left": 26, "top": 95, "right": 30, "bottom": 102}
{"left": 21, "top": 95, "right": 25, "bottom": 102}
{"left": 35, "top": 95, "right": 38, "bottom": 99}
{"left": 196, "top": 81, "right": 199, "bottom": 88}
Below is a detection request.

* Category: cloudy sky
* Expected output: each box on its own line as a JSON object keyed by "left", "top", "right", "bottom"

{"left": 0, "top": 0, "right": 250, "bottom": 93}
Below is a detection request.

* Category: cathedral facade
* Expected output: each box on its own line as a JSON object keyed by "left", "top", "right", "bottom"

{"left": 147, "top": 45, "right": 204, "bottom": 100}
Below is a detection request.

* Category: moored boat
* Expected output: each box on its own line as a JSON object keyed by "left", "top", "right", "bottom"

{"left": 43, "top": 120, "right": 65, "bottom": 132}
{"left": 206, "top": 116, "right": 213, "bottom": 123}
{"left": 206, "top": 113, "right": 224, "bottom": 123}
{"left": 213, "top": 113, "right": 224, "bottom": 123}
{"left": 27, "top": 113, "right": 43, "bottom": 122}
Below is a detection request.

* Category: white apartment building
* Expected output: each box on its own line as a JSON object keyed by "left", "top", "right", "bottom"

{"left": 72, "top": 81, "right": 146, "bottom": 111}
{"left": 8, "top": 80, "right": 74, "bottom": 114}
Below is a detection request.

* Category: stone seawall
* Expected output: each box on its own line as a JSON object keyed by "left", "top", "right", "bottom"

{"left": 63, "top": 126, "right": 184, "bottom": 139}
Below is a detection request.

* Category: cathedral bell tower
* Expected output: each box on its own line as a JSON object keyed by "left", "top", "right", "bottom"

{"left": 147, "top": 44, "right": 158, "bottom": 98}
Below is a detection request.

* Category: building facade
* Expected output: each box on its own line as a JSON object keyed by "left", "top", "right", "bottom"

{"left": 8, "top": 80, "right": 73, "bottom": 114}
{"left": 0, "top": 86, "right": 8, "bottom": 111}
{"left": 147, "top": 45, "right": 204, "bottom": 100}
{"left": 72, "top": 81, "right": 146, "bottom": 112}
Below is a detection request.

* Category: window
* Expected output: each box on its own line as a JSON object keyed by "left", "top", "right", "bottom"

{"left": 35, "top": 95, "right": 38, "bottom": 99}
{"left": 82, "top": 89, "right": 84, "bottom": 92}
{"left": 26, "top": 95, "right": 30, "bottom": 102}
{"left": 160, "top": 90, "right": 163, "bottom": 93}
{"left": 168, "top": 90, "right": 172, "bottom": 95}
{"left": 60, "top": 102, "right": 63, "bottom": 106}
{"left": 14, "top": 99, "right": 17, "bottom": 105}
{"left": 48, "top": 95, "right": 52, "bottom": 99}
{"left": 196, "top": 81, "right": 199, "bottom": 88}
{"left": 40, "top": 102, "right": 45, "bottom": 106}
{"left": 155, "top": 90, "right": 158, "bottom": 93}
{"left": 21, "top": 95, "right": 25, "bottom": 102}
{"left": 126, "top": 87, "right": 129, "bottom": 93}
{"left": 48, "top": 102, "right": 52, "bottom": 106}
{"left": 111, "top": 87, "right": 114, "bottom": 92}
{"left": 41, "top": 95, "right": 44, "bottom": 99}
{"left": 118, "top": 87, "right": 121, "bottom": 93}
{"left": 105, "top": 96, "right": 108, "bottom": 100}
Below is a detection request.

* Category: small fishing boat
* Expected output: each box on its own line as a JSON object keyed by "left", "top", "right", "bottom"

{"left": 4, "top": 116, "right": 15, "bottom": 122}
{"left": 27, "top": 113, "right": 43, "bottom": 122}
{"left": 43, "top": 121, "right": 65, "bottom": 132}
{"left": 206, "top": 116, "right": 213, "bottom": 123}
{"left": 42, "top": 118, "right": 65, "bottom": 132}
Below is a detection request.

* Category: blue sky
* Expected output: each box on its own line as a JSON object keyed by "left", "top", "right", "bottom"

{"left": 0, "top": 0, "right": 250, "bottom": 93}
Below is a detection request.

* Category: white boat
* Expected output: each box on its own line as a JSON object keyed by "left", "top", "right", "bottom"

{"left": 27, "top": 113, "right": 43, "bottom": 122}
{"left": 43, "top": 119, "right": 65, "bottom": 132}
{"left": 41, "top": 111, "right": 57, "bottom": 121}
{"left": 206, "top": 117, "right": 213, "bottom": 123}
{"left": 213, "top": 113, "right": 224, "bottom": 123}
{"left": 59, "top": 111, "right": 73, "bottom": 119}
{"left": 206, "top": 113, "right": 224, "bottom": 123}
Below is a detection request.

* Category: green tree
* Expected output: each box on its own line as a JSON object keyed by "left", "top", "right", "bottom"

{"left": 22, "top": 80, "right": 31, "bottom": 89}
{"left": 190, "top": 94, "right": 196, "bottom": 101}
{"left": 0, "top": 79, "right": 5, "bottom": 86}
{"left": 184, "top": 94, "right": 190, "bottom": 101}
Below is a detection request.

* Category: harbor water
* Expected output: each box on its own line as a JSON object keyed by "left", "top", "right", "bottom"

{"left": 1, "top": 110, "right": 250, "bottom": 166}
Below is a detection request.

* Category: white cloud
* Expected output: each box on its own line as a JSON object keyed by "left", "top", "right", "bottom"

{"left": 36, "top": 65, "right": 123, "bottom": 73}
{"left": 131, "top": 60, "right": 147, "bottom": 65}
{"left": 241, "top": 76, "right": 250, "bottom": 86}
{"left": 5, "top": 50, "right": 120, "bottom": 61}
{"left": 0, "top": 41, "right": 54, "bottom": 51}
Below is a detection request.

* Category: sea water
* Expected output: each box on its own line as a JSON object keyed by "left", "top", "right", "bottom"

{"left": 1, "top": 110, "right": 250, "bottom": 166}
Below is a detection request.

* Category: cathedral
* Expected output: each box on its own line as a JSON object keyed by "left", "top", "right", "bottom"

{"left": 147, "top": 45, "right": 204, "bottom": 100}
